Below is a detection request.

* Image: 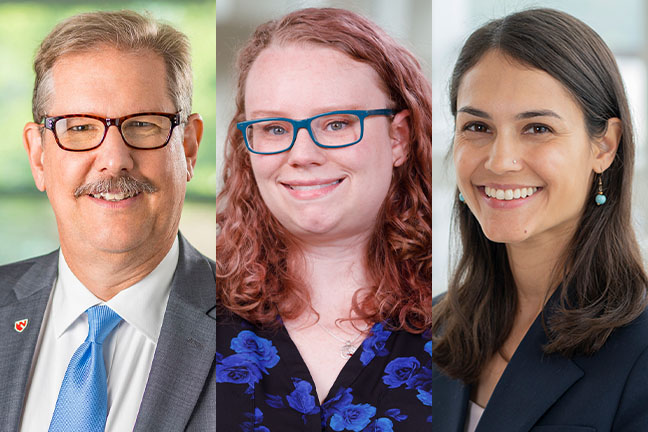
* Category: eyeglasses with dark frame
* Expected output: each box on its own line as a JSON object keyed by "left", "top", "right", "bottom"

{"left": 237, "top": 109, "right": 397, "bottom": 155}
{"left": 42, "top": 112, "right": 182, "bottom": 152}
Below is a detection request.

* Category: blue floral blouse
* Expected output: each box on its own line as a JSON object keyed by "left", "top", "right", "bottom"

{"left": 216, "top": 312, "right": 432, "bottom": 431}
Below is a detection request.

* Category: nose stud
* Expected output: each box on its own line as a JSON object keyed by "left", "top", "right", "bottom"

{"left": 512, "top": 159, "right": 517, "bottom": 164}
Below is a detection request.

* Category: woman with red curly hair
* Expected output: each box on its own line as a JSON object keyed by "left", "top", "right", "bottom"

{"left": 216, "top": 7, "right": 431, "bottom": 431}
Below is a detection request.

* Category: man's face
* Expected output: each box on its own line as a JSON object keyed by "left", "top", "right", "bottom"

{"left": 24, "top": 47, "right": 199, "bottom": 260}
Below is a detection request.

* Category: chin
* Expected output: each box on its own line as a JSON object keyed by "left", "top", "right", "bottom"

{"left": 93, "top": 236, "right": 145, "bottom": 254}
{"left": 283, "top": 217, "right": 339, "bottom": 238}
{"left": 84, "top": 225, "right": 153, "bottom": 254}
{"left": 294, "top": 223, "right": 336, "bottom": 237}
{"left": 480, "top": 226, "right": 531, "bottom": 245}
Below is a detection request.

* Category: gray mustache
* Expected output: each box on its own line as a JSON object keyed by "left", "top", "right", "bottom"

{"left": 74, "top": 176, "right": 157, "bottom": 198}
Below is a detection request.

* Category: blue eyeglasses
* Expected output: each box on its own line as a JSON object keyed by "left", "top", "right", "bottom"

{"left": 237, "top": 108, "right": 396, "bottom": 155}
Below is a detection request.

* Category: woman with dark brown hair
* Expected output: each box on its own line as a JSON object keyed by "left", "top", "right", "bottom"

{"left": 216, "top": 8, "right": 431, "bottom": 431}
{"left": 432, "top": 8, "right": 648, "bottom": 432}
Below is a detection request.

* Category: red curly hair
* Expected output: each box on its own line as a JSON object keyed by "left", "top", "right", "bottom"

{"left": 216, "top": 8, "right": 431, "bottom": 333}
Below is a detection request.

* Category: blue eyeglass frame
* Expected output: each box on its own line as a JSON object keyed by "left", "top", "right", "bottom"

{"left": 236, "top": 108, "right": 397, "bottom": 155}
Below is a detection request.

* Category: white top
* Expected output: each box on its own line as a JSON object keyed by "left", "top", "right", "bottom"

{"left": 19, "top": 237, "right": 179, "bottom": 432}
{"left": 465, "top": 400, "right": 485, "bottom": 432}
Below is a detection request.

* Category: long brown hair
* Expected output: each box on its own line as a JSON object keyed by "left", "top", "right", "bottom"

{"left": 216, "top": 8, "right": 432, "bottom": 332}
{"left": 432, "top": 8, "right": 648, "bottom": 383}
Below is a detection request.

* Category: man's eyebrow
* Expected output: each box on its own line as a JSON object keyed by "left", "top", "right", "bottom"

{"left": 515, "top": 110, "right": 563, "bottom": 120}
{"left": 457, "top": 106, "right": 491, "bottom": 119}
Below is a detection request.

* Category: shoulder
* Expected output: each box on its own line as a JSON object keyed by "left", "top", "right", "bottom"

{"left": 0, "top": 250, "right": 57, "bottom": 279}
{"left": 173, "top": 234, "right": 215, "bottom": 307}
{"left": 602, "top": 306, "right": 648, "bottom": 357}
{"left": 0, "top": 250, "right": 58, "bottom": 305}
{"left": 433, "top": 292, "right": 446, "bottom": 306}
{"left": 572, "top": 305, "right": 648, "bottom": 386}
{"left": 603, "top": 307, "right": 648, "bottom": 428}
{"left": 178, "top": 233, "right": 215, "bottom": 274}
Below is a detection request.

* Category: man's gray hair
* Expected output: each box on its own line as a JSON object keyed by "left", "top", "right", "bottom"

{"left": 33, "top": 10, "right": 192, "bottom": 123}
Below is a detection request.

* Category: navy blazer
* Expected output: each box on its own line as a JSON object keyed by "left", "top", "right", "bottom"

{"left": 433, "top": 302, "right": 648, "bottom": 431}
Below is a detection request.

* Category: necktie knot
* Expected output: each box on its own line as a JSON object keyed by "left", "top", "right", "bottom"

{"left": 86, "top": 305, "right": 122, "bottom": 344}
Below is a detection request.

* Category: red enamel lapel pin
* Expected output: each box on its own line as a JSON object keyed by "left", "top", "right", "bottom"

{"left": 14, "top": 319, "right": 28, "bottom": 333}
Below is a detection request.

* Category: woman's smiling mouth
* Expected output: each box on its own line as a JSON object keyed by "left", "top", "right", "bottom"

{"left": 484, "top": 186, "right": 539, "bottom": 201}
{"left": 285, "top": 178, "right": 343, "bottom": 191}
{"left": 281, "top": 178, "right": 345, "bottom": 199}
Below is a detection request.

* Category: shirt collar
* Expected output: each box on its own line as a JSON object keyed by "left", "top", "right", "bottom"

{"left": 52, "top": 236, "right": 180, "bottom": 344}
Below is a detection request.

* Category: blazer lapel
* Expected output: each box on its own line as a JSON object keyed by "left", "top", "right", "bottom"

{"left": 134, "top": 235, "right": 216, "bottom": 431}
{"left": 432, "top": 365, "right": 470, "bottom": 432}
{"left": 476, "top": 314, "right": 584, "bottom": 432}
{"left": 0, "top": 251, "right": 58, "bottom": 430}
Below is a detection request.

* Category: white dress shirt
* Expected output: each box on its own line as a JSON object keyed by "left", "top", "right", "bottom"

{"left": 19, "top": 237, "right": 179, "bottom": 432}
{"left": 465, "top": 400, "right": 485, "bottom": 432}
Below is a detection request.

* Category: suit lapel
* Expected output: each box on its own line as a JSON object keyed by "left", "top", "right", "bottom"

{"left": 0, "top": 251, "right": 58, "bottom": 430}
{"left": 432, "top": 365, "right": 470, "bottom": 432}
{"left": 134, "top": 235, "right": 215, "bottom": 431}
{"left": 476, "top": 313, "right": 584, "bottom": 432}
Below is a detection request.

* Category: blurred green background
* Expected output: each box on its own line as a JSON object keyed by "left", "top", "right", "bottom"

{"left": 0, "top": 0, "right": 216, "bottom": 263}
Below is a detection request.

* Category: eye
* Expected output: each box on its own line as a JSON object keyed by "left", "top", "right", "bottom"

{"left": 462, "top": 122, "right": 491, "bottom": 133}
{"left": 263, "top": 124, "right": 288, "bottom": 136}
{"left": 523, "top": 124, "right": 553, "bottom": 134}
{"left": 68, "top": 124, "right": 94, "bottom": 132}
{"left": 131, "top": 121, "right": 155, "bottom": 128}
{"left": 326, "top": 120, "right": 348, "bottom": 131}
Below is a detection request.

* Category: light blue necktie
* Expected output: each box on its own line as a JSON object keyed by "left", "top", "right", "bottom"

{"left": 49, "top": 305, "right": 122, "bottom": 432}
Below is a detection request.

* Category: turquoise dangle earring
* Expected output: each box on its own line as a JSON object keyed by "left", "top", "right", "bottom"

{"left": 595, "top": 175, "right": 606, "bottom": 205}
{"left": 459, "top": 192, "right": 465, "bottom": 203}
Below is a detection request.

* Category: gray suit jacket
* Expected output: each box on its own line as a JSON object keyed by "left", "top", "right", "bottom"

{"left": 0, "top": 234, "right": 216, "bottom": 431}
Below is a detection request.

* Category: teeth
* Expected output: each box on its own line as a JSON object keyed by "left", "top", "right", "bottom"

{"left": 90, "top": 192, "right": 136, "bottom": 201}
{"left": 484, "top": 186, "right": 538, "bottom": 201}
{"left": 290, "top": 179, "right": 341, "bottom": 191}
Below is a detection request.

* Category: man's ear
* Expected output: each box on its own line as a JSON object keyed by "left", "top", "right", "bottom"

{"left": 389, "top": 109, "right": 411, "bottom": 167}
{"left": 23, "top": 122, "right": 47, "bottom": 191}
{"left": 182, "top": 113, "right": 203, "bottom": 181}
{"left": 593, "top": 117, "right": 621, "bottom": 173}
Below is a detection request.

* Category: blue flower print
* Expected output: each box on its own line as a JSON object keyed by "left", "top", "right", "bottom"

{"left": 382, "top": 357, "right": 420, "bottom": 388}
{"left": 359, "top": 323, "right": 391, "bottom": 366}
{"left": 286, "top": 378, "right": 320, "bottom": 416}
{"left": 216, "top": 354, "right": 263, "bottom": 388}
{"left": 330, "top": 403, "right": 377, "bottom": 431}
{"left": 241, "top": 408, "right": 271, "bottom": 432}
{"left": 231, "top": 330, "right": 280, "bottom": 373}
{"left": 322, "top": 387, "right": 354, "bottom": 426}
{"left": 407, "top": 365, "right": 432, "bottom": 392}
{"left": 384, "top": 408, "right": 407, "bottom": 422}
{"left": 265, "top": 394, "right": 285, "bottom": 409}
{"left": 362, "top": 417, "right": 394, "bottom": 432}
{"left": 424, "top": 340, "right": 432, "bottom": 357}
{"left": 417, "top": 388, "right": 432, "bottom": 407}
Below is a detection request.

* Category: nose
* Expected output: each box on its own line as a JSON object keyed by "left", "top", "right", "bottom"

{"left": 483, "top": 131, "right": 522, "bottom": 174}
{"left": 93, "top": 125, "right": 135, "bottom": 174}
{"left": 286, "top": 127, "right": 327, "bottom": 166}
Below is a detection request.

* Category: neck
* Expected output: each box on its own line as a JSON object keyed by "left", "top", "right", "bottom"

{"left": 505, "top": 226, "right": 574, "bottom": 317}
{"left": 61, "top": 233, "right": 176, "bottom": 301}
{"left": 290, "top": 233, "right": 371, "bottom": 323}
